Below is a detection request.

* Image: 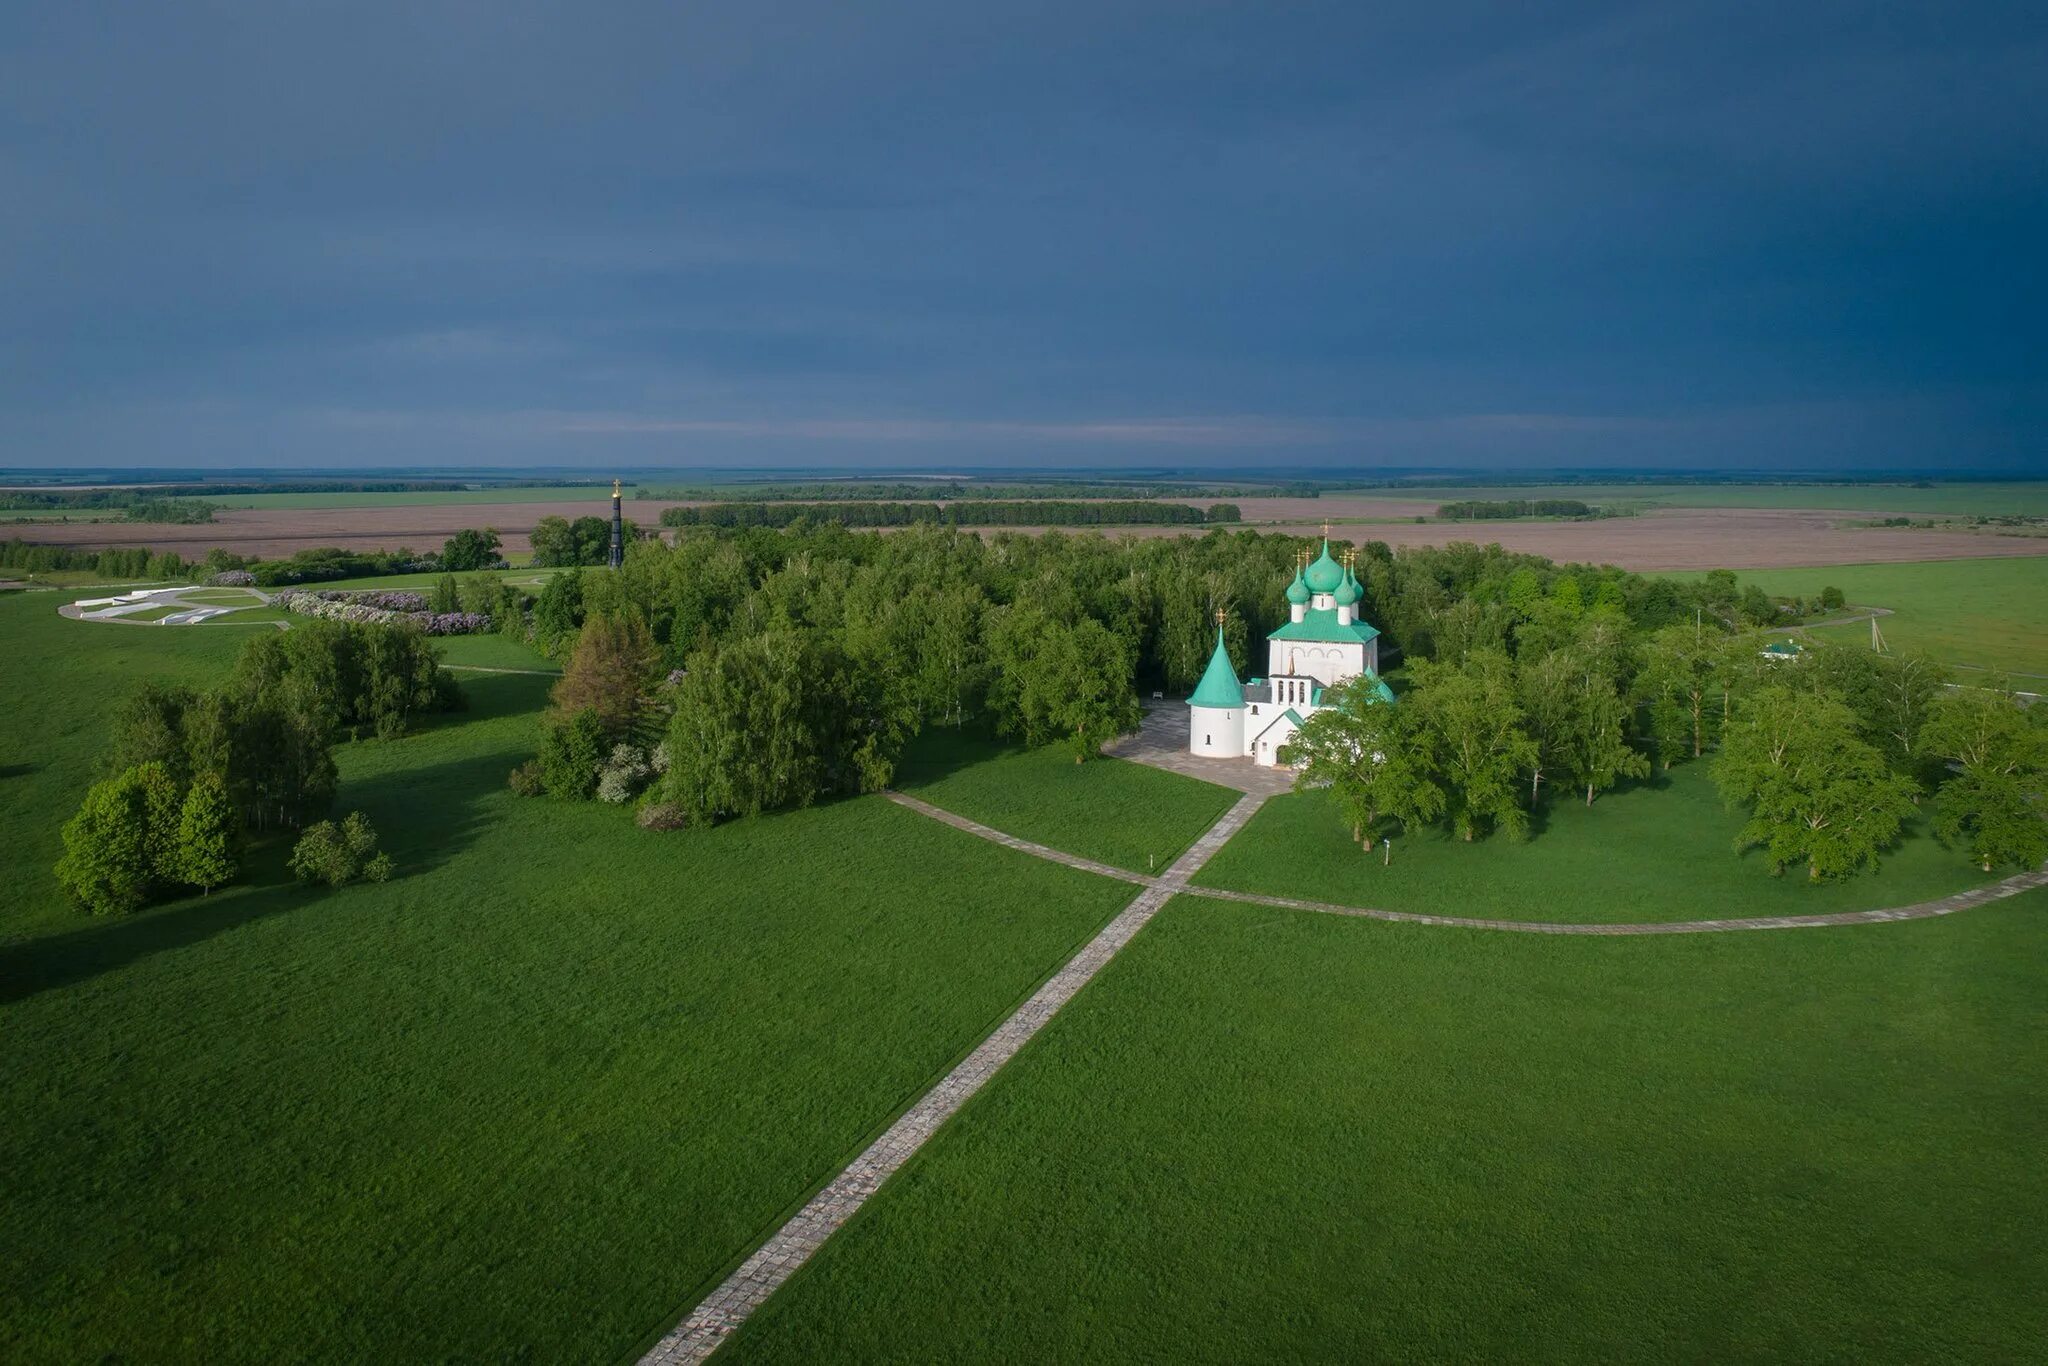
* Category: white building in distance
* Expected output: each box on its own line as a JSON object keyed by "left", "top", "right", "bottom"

{"left": 1188, "top": 539, "right": 1396, "bottom": 766}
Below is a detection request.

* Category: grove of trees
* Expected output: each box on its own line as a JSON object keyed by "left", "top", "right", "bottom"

{"left": 55, "top": 621, "right": 462, "bottom": 914}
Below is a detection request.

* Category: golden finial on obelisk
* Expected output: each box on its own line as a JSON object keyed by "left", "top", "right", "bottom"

{"left": 612, "top": 478, "right": 622, "bottom": 500}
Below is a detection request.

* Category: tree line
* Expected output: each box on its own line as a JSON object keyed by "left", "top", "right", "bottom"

{"left": 636, "top": 480, "right": 1305, "bottom": 502}
{"left": 657, "top": 500, "right": 1238, "bottom": 530}
{"left": 500, "top": 523, "right": 2040, "bottom": 877}
{"left": 530, "top": 514, "right": 643, "bottom": 567}
{"left": 1286, "top": 613, "right": 2044, "bottom": 880}
{"left": 56, "top": 621, "right": 462, "bottom": 914}
{"left": 498, "top": 526, "right": 1728, "bottom": 829}
{"left": 1, "top": 526, "right": 515, "bottom": 587}
{"left": 1436, "top": 498, "right": 1604, "bottom": 520}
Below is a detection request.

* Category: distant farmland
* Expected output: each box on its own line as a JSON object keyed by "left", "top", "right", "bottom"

{"left": 9, "top": 496, "right": 2048, "bottom": 572}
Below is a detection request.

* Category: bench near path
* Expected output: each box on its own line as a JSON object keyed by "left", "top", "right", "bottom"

{"left": 637, "top": 792, "right": 1269, "bottom": 1365}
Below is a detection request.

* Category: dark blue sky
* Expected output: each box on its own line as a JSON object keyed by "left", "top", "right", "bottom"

{"left": 3, "top": 2, "right": 2043, "bottom": 473}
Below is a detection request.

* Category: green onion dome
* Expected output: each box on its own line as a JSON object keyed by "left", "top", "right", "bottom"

{"left": 1303, "top": 540, "right": 1345, "bottom": 594}
{"left": 1334, "top": 566, "right": 1360, "bottom": 607}
{"left": 1284, "top": 566, "right": 1311, "bottom": 605}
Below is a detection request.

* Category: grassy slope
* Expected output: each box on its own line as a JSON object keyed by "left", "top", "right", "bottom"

{"left": 893, "top": 726, "right": 1239, "bottom": 873}
{"left": 430, "top": 631, "right": 563, "bottom": 672}
{"left": 1193, "top": 761, "right": 1995, "bottom": 924}
{"left": 1723, "top": 557, "right": 2048, "bottom": 678}
{"left": 0, "top": 592, "right": 1136, "bottom": 1361}
{"left": 730, "top": 892, "right": 2048, "bottom": 1363}
{"left": 1331, "top": 482, "right": 2048, "bottom": 516}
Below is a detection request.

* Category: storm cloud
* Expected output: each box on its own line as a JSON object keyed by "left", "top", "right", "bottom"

{"left": 2, "top": 2, "right": 2043, "bottom": 471}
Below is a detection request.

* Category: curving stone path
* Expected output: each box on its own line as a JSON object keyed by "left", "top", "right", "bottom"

{"left": 637, "top": 785, "right": 2044, "bottom": 1363}
{"left": 637, "top": 792, "right": 1268, "bottom": 1365}
{"left": 885, "top": 792, "right": 2048, "bottom": 936}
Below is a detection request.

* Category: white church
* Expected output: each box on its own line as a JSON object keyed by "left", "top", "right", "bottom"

{"left": 1188, "top": 539, "right": 1396, "bottom": 766}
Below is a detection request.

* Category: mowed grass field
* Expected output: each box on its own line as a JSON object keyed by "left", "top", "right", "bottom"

{"left": 0, "top": 590, "right": 1138, "bottom": 1361}
{"left": 727, "top": 892, "right": 2048, "bottom": 1363}
{"left": 1194, "top": 762, "right": 1997, "bottom": 924}
{"left": 894, "top": 726, "right": 1240, "bottom": 873}
{"left": 1728, "top": 557, "right": 2048, "bottom": 678}
{"left": 1334, "top": 481, "right": 2048, "bottom": 516}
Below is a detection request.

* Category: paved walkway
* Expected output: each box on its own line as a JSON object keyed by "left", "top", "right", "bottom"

{"left": 59, "top": 584, "right": 272, "bottom": 626}
{"left": 637, "top": 792, "right": 1268, "bottom": 1365}
{"left": 1103, "top": 700, "right": 1298, "bottom": 796}
{"left": 883, "top": 792, "right": 1152, "bottom": 884}
{"left": 1190, "top": 867, "right": 2048, "bottom": 935}
{"left": 887, "top": 795, "right": 2048, "bottom": 936}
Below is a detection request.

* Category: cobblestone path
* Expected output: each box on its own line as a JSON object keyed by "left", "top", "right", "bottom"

{"left": 882, "top": 792, "right": 1154, "bottom": 883}
{"left": 1189, "top": 867, "right": 2048, "bottom": 934}
{"left": 888, "top": 793, "right": 2048, "bottom": 936}
{"left": 637, "top": 793, "right": 1268, "bottom": 1365}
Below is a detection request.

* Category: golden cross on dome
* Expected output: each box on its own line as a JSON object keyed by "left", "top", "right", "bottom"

{"left": 1215, "top": 608, "right": 1226, "bottom": 625}
{"left": 612, "top": 478, "right": 622, "bottom": 499}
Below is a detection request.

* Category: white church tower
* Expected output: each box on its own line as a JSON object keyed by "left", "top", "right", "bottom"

{"left": 1188, "top": 610, "right": 1246, "bottom": 758}
{"left": 1187, "top": 536, "right": 1394, "bottom": 767}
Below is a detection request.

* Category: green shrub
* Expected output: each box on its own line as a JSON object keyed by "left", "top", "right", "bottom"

{"left": 636, "top": 802, "right": 688, "bottom": 831}
{"left": 538, "top": 708, "right": 608, "bottom": 800}
{"left": 289, "top": 811, "right": 390, "bottom": 888}
{"left": 507, "top": 759, "right": 544, "bottom": 797}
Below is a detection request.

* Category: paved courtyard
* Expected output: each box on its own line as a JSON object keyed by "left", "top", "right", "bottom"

{"left": 1104, "top": 698, "right": 1299, "bottom": 796}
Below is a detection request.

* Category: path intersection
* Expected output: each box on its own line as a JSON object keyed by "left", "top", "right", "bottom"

{"left": 638, "top": 783, "right": 2048, "bottom": 1362}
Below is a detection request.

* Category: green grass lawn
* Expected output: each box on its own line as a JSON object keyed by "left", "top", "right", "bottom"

{"left": 1718, "top": 557, "right": 2048, "bottom": 678}
{"left": 177, "top": 588, "right": 266, "bottom": 605}
{"left": 431, "top": 631, "right": 563, "bottom": 672}
{"left": 894, "top": 726, "right": 1239, "bottom": 873}
{"left": 1, "top": 593, "right": 1139, "bottom": 1361}
{"left": 727, "top": 891, "right": 2048, "bottom": 1363}
{"left": 194, "top": 606, "right": 289, "bottom": 625}
{"left": 1331, "top": 481, "right": 2048, "bottom": 516}
{"left": 1194, "top": 761, "right": 1996, "bottom": 924}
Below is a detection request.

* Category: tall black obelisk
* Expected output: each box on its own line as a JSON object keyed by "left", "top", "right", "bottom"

{"left": 608, "top": 478, "right": 624, "bottom": 569}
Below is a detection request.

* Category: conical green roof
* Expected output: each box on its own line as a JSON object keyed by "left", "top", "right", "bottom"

{"left": 1284, "top": 565, "right": 1310, "bottom": 605}
{"left": 1304, "top": 539, "right": 1344, "bottom": 593}
{"left": 1188, "top": 626, "right": 1243, "bottom": 708}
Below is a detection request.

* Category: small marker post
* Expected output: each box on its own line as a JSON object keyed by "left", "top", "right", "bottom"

{"left": 1382, "top": 835, "right": 1391, "bottom": 867}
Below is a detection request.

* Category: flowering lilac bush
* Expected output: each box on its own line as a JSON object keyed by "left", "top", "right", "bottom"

{"left": 416, "top": 612, "right": 492, "bottom": 636}
{"left": 205, "top": 570, "right": 257, "bottom": 587}
{"left": 277, "top": 591, "right": 489, "bottom": 635}
{"left": 310, "top": 589, "right": 431, "bottom": 612}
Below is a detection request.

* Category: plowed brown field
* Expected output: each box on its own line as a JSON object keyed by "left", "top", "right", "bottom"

{"left": 14, "top": 497, "right": 2046, "bottom": 572}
